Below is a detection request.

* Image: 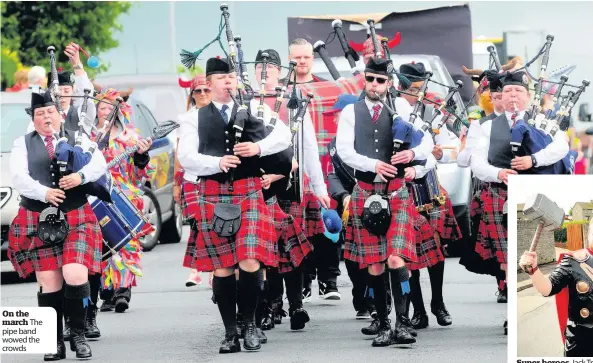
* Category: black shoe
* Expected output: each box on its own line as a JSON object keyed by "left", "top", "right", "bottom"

{"left": 393, "top": 315, "right": 416, "bottom": 344}
{"left": 318, "top": 280, "right": 341, "bottom": 300}
{"left": 431, "top": 303, "right": 452, "bottom": 326}
{"left": 504, "top": 320, "right": 507, "bottom": 335}
{"left": 497, "top": 287, "right": 507, "bottom": 304}
{"left": 273, "top": 306, "right": 287, "bottom": 325}
{"left": 356, "top": 310, "right": 371, "bottom": 320}
{"left": 242, "top": 322, "right": 261, "bottom": 351}
{"left": 63, "top": 318, "right": 72, "bottom": 342}
{"left": 84, "top": 306, "right": 101, "bottom": 339}
{"left": 256, "top": 327, "right": 267, "bottom": 344}
{"left": 44, "top": 340, "right": 66, "bottom": 361}
{"left": 100, "top": 298, "right": 114, "bottom": 312}
{"left": 371, "top": 322, "right": 392, "bottom": 347}
{"left": 361, "top": 317, "right": 381, "bottom": 335}
{"left": 398, "top": 314, "right": 417, "bottom": 337}
{"left": 219, "top": 333, "right": 241, "bottom": 354}
{"left": 261, "top": 305, "right": 275, "bottom": 330}
{"left": 114, "top": 296, "right": 129, "bottom": 313}
{"left": 69, "top": 332, "right": 92, "bottom": 359}
{"left": 411, "top": 310, "right": 429, "bottom": 329}
{"left": 289, "top": 308, "right": 310, "bottom": 330}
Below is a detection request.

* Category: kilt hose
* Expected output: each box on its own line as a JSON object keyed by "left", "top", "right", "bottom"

{"left": 474, "top": 183, "right": 508, "bottom": 265}
{"left": 265, "top": 196, "right": 313, "bottom": 274}
{"left": 182, "top": 177, "right": 278, "bottom": 271}
{"left": 343, "top": 178, "right": 418, "bottom": 267}
{"left": 8, "top": 204, "right": 102, "bottom": 278}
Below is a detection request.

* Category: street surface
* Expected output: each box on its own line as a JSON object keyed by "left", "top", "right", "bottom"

{"left": 2, "top": 226, "right": 507, "bottom": 363}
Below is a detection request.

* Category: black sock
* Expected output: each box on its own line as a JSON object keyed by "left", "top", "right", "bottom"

{"left": 38, "top": 288, "right": 64, "bottom": 339}
{"left": 284, "top": 267, "right": 304, "bottom": 311}
{"left": 409, "top": 269, "right": 425, "bottom": 314}
{"left": 255, "top": 278, "right": 267, "bottom": 328}
{"left": 389, "top": 267, "right": 411, "bottom": 315}
{"left": 88, "top": 274, "right": 101, "bottom": 306}
{"left": 64, "top": 282, "right": 91, "bottom": 333}
{"left": 368, "top": 273, "right": 388, "bottom": 324}
{"left": 383, "top": 273, "right": 393, "bottom": 316}
{"left": 238, "top": 269, "right": 262, "bottom": 324}
{"left": 428, "top": 261, "right": 445, "bottom": 307}
{"left": 213, "top": 275, "right": 238, "bottom": 335}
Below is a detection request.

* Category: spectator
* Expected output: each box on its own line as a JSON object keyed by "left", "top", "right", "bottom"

{"left": 5, "top": 69, "right": 29, "bottom": 92}
{"left": 27, "top": 65, "right": 47, "bottom": 91}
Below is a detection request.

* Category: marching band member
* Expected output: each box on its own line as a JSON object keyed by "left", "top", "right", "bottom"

{"left": 336, "top": 57, "right": 433, "bottom": 347}
{"left": 471, "top": 71, "right": 570, "bottom": 334}
{"left": 519, "top": 217, "right": 593, "bottom": 357}
{"left": 253, "top": 48, "right": 317, "bottom": 333}
{"left": 8, "top": 90, "right": 107, "bottom": 360}
{"left": 280, "top": 38, "right": 326, "bottom": 85}
{"left": 397, "top": 62, "right": 459, "bottom": 329}
{"left": 90, "top": 89, "right": 154, "bottom": 316}
{"left": 174, "top": 74, "right": 212, "bottom": 287}
{"left": 27, "top": 43, "right": 96, "bottom": 134}
{"left": 178, "top": 57, "right": 291, "bottom": 353}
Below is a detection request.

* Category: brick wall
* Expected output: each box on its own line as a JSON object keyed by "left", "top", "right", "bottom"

{"left": 516, "top": 219, "right": 556, "bottom": 269}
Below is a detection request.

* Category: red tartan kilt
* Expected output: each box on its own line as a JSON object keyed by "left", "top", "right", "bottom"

{"left": 181, "top": 179, "right": 198, "bottom": 219}
{"left": 277, "top": 190, "right": 325, "bottom": 239}
{"left": 182, "top": 177, "right": 278, "bottom": 271}
{"left": 475, "top": 184, "right": 508, "bottom": 264}
{"left": 345, "top": 179, "right": 418, "bottom": 267}
{"left": 7, "top": 204, "right": 102, "bottom": 278}
{"left": 407, "top": 210, "right": 444, "bottom": 271}
{"left": 266, "top": 198, "right": 312, "bottom": 274}
{"left": 429, "top": 187, "right": 462, "bottom": 241}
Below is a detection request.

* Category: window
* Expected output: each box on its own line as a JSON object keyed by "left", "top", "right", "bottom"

{"left": 1, "top": 103, "right": 30, "bottom": 152}
{"left": 130, "top": 103, "right": 151, "bottom": 138}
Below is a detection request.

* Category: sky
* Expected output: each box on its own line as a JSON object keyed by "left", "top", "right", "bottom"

{"left": 510, "top": 175, "right": 593, "bottom": 213}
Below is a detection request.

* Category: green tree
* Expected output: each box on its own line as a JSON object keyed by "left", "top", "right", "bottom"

{"left": 1, "top": 1, "right": 131, "bottom": 77}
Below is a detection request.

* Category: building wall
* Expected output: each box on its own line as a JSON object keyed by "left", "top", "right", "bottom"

{"left": 516, "top": 219, "right": 556, "bottom": 268}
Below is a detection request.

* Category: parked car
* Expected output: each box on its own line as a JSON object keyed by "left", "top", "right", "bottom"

{"left": 0, "top": 91, "right": 181, "bottom": 262}
{"left": 312, "top": 54, "right": 473, "bottom": 250}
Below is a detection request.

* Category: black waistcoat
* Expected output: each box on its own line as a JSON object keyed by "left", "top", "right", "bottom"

{"left": 352, "top": 100, "right": 393, "bottom": 184}
{"left": 197, "top": 102, "right": 267, "bottom": 182}
{"left": 20, "top": 130, "right": 88, "bottom": 213}
{"left": 487, "top": 114, "right": 515, "bottom": 169}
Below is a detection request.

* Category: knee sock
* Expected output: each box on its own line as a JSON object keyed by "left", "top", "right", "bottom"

{"left": 284, "top": 267, "right": 304, "bottom": 311}
{"left": 38, "top": 288, "right": 64, "bottom": 339}
{"left": 409, "top": 269, "right": 425, "bottom": 314}
{"left": 88, "top": 274, "right": 101, "bottom": 306}
{"left": 368, "top": 273, "right": 388, "bottom": 324}
{"left": 212, "top": 275, "right": 238, "bottom": 335}
{"left": 428, "top": 261, "right": 445, "bottom": 307}
{"left": 238, "top": 269, "right": 263, "bottom": 324}
{"left": 64, "top": 282, "right": 91, "bottom": 333}
{"left": 388, "top": 266, "right": 411, "bottom": 315}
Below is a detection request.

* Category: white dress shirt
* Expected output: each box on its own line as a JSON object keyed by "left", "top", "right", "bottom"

{"left": 471, "top": 111, "right": 569, "bottom": 182}
{"left": 178, "top": 99, "right": 291, "bottom": 180}
{"left": 336, "top": 97, "right": 433, "bottom": 174}
{"left": 26, "top": 72, "right": 97, "bottom": 134}
{"left": 299, "top": 111, "right": 328, "bottom": 197}
{"left": 10, "top": 131, "right": 107, "bottom": 203}
{"left": 456, "top": 112, "right": 501, "bottom": 168}
{"left": 413, "top": 154, "right": 438, "bottom": 178}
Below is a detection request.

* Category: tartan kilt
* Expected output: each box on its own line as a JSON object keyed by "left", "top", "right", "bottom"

{"left": 7, "top": 204, "right": 102, "bottom": 278}
{"left": 180, "top": 179, "right": 195, "bottom": 219}
{"left": 277, "top": 173, "right": 325, "bottom": 239}
{"left": 475, "top": 183, "right": 508, "bottom": 264}
{"left": 407, "top": 208, "right": 444, "bottom": 271}
{"left": 344, "top": 179, "right": 417, "bottom": 267}
{"left": 429, "top": 186, "right": 462, "bottom": 241}
{"left": 182, "top": 177, "right": 278, "bottom": 271}
{"left": 266, "top": 197, "right": 312, "bottom": 274}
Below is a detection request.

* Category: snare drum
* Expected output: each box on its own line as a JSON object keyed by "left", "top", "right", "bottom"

{"left": 410, "top": 170, "right": 446, "bottom": 213}
{"left": 88, "top": 175, "right": 150, "bottom": 261}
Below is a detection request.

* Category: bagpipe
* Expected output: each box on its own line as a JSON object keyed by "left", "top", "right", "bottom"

{"left": 505, "top": 35, "right": 589, "bottom": 174}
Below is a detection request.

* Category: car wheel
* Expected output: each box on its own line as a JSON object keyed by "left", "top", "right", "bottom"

{"left": 160, "top": 202, "right": 182, "bottom": 244}
{"left": 139, "top": 187, "right": 161, "bottom": 252}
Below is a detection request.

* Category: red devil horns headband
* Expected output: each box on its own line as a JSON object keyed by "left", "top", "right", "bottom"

{"left": 349, "top": 32, "right": 402, "bottom": 53}
{"left": 178, "top": 78, "right": 192, "bottom": 88}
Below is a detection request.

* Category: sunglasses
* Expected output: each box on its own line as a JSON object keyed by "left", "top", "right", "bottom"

{"left": 365, "top": 76, "right": 388, "bottom": 84}
{"left": 193, "top": 88, "right": 210, "bottom": 94}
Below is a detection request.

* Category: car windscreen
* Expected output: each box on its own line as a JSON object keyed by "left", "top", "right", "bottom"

{"left": 129, "top": 85, "right": 187, "bottom": 123}
{"left": 1, "top": 103, "right": 30, "bottom": 152}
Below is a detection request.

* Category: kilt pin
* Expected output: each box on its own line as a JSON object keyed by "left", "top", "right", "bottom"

{"left": 265, "top": 196, "right": 313, "bottom": 274}
{"left": 8, "top": 204, "right": 103, "bottom": 278}
{"left": 182, "top": 177, "right": 278, "bottom": 271}
{"left": 474, "top": 183, "right": 508, "bottom": 265}
{"left": 343, "top": 179, "right": 418, "bottom": 268}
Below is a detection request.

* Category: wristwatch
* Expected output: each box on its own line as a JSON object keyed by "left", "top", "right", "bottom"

{"left": 530, "top": 154, "right": 538, "bottom": 167}
{"left": 73, "top": 62, "right": 83, "bottom": 70}
{"left": 77, "top": 171, "right": 86, "bottom": 184}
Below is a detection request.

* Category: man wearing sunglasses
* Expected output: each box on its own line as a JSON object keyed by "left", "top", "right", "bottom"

{"left": 336, "top": 57, "right": 433, "bottom": 347}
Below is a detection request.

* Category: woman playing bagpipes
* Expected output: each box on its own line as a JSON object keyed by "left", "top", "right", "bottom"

{"left": 90, "top": 88, "right": 155, "bottom": 314}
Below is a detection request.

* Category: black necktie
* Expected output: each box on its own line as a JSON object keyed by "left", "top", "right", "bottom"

{"left": 220, "top": 105, "right": 229, "bottom": 124}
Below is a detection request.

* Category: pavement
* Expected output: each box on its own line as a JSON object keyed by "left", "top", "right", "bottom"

{"left": 1, "top": 226, "right": 507, "bottom": 363}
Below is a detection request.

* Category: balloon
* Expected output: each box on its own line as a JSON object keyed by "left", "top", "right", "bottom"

{"left": 87, "top": 56, "right": 100, "bottom": 69}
